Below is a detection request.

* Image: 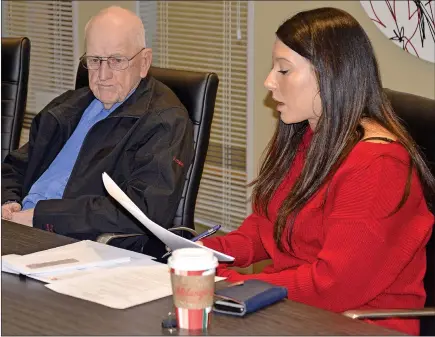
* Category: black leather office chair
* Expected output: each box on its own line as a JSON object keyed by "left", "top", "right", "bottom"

{"left": 75, "top": 65, "right": 219, "bottom": 243}
{"left": 343, "top": 89, "right": 435, "bottom": 336}
{"left": 1, "top": 37, "right": 30, "bottom": 161}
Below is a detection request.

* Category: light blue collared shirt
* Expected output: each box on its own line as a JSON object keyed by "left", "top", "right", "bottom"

{"left": 22, "top": 92, "right": 134, "bottom": 210}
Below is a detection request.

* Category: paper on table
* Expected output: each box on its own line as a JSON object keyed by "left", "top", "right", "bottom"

{"left": 2, "top": 241, "right": 157, "bottom": 283}
{"left": 1, "top": 240, "right": 131, "bottom": 275}
{"left": 46, "top": 261, "right": 226, "bottom": 309}
{"left": 29, "top": 264, "right": 125, "bottom": 283}
{"left": 33, "top": 241, "right": 157, "bottom": 283}
{"left": 102, "top": 172, "right": 234, "bottom": 262}
{"left": 1, "top": 254, "right": 21, "bottom": 274}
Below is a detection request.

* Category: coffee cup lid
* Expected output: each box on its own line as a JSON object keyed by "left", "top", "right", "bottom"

{"left": 168, "top": 248, "right": 218, "bottom": 271}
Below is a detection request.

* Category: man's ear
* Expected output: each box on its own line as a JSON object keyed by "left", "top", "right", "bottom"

{"left": 140, "top": 48, "right": 153, "bottom": 78}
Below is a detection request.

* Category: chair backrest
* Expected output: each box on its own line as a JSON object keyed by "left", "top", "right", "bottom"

{"left": 385, "top": 88, "right": 435, "bottom": 336}
{"left": 75, "top": 65, "right": 219, "bottom": 233}
{"left": 1, "top": 37, "right": 31, "bottom": 161}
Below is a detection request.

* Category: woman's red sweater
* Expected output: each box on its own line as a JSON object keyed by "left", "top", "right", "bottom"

{"left": 203, "top": 130, "right": 433, "bottom": 335}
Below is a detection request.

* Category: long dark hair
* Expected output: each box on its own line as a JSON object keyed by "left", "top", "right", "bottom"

{"left": 252, "top": 7, "right": 435, "bottom": 251}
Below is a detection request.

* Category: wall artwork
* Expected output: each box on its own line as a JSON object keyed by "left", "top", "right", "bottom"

{"left": 360, "top": 0, "right": 435, "bottom": 63}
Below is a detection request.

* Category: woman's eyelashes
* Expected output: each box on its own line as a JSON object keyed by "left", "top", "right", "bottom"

{"left": 278, "top": 69, "right": 289, "bottom": 75}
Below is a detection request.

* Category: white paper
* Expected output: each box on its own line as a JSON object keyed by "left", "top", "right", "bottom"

{"left": 29, "top": 265, "right": 121, "bottom": 283}
{"left": 25, "top": 257, "right": 145, "bottom": 283}
{"left": 46, "top": 261, "right": 226, "bottom": 309}
{"left": 1, "top": 240, "right": 132, "bottom": 275}
{"left": 2, "top": 241, "right": 158, "bottom": 283}
{"left": 102, "top": 172, "right": 234, "bottom": 262}
{"left": 33, "top": 241, "right": 157, "bottom": 283}
{"left": 1, "top": 254, "right": 22, "bottom": 274}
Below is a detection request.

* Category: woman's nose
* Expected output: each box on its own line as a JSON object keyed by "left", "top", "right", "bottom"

{"left": 264, "top": 72, "right": 276, "bottom": 91}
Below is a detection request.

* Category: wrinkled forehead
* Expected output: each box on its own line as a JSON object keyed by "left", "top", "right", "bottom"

{"left": 85, "top": 23, "right": 136, "bottom": 56}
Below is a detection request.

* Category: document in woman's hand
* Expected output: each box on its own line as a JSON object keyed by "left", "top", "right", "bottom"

{"left": 102, "top": 172, "right": 234, "bottom": 262}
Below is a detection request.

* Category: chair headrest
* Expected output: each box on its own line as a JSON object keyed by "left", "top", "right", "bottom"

{"left": 384, "top": 88, "right": 435, "bottom": 174}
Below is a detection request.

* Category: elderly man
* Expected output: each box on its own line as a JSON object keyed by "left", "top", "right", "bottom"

{"left": 1, "top": 7, "right": 193, "bottom": 256}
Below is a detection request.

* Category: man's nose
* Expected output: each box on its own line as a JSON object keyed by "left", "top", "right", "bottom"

{"left": 98, "top": 60, "right": 113, "bottom": 81}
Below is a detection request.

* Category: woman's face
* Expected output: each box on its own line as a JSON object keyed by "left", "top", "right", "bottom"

{"left": 264, "top": 38, "right": 321, "bottom": 129}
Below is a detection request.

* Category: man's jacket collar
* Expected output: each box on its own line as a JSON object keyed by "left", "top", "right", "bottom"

{"left": 48, "top": 76, "right": 154, "bottom": 123}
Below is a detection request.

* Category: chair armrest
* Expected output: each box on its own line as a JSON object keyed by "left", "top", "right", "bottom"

{"left": 95, "top": 227, "right": 198, "bottom": 245}
{"left": 167, "top": 226, "right": 198, "bottom": 237}
{"left": 96, "top": 233, "right": 144, "bottom": 245}
{"left": 342, "top": 308, "right": 435, "bottom": 319}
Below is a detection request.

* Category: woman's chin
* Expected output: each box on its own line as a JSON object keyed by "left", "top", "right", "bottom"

{"left": 280, "top": 117, "right": 306, "bottom": 125}
{"left": 279, "top": 111, "right": 298, "bottom": 125}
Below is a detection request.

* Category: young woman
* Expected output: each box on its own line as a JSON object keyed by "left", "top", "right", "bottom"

{"left": 202, "top": 7, "right": 434, "bottom": 335}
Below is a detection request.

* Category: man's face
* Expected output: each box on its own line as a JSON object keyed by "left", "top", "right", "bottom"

{"left": 85, "top": 25, "right": 150, "bottom": 110}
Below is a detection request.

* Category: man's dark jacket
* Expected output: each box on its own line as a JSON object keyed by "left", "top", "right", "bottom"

{"left": 2, "top": 76, "right": 194, "bottom": 256}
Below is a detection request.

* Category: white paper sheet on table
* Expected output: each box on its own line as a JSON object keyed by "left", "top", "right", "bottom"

{"left": 102, "top": 172, "right": 234, "bottom": 262}
{"left": 1, "top": 240, "right": 155, "bottom": 281}
{"left": 1, "top": 254, "right": 21, "bottom": 274}
{"left": 46, "top": 262, "right": 226, "bottom": 309}
{"left": 1, "top": 240, "right": 133, "bottom": 275}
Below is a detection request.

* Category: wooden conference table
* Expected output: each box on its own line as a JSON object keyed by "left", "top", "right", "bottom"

{"left": 1, "top": 220, "right": 401, "bottom": 335}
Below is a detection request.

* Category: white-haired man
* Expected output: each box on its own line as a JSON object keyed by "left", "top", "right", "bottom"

{"left": 1, "top": 7, "right": 193, "bottom": 256}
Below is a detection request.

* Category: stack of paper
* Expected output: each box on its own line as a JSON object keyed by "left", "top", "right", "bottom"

{"left": 1, "top": 240, "right": 150, "bottom": 283}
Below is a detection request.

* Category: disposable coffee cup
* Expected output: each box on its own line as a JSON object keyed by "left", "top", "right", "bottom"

{"left": 168, "top": 248, "right": 218, "bottom": 331}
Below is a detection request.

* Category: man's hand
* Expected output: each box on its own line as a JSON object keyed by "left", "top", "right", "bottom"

{"left": 10, "top": 208, "right": 34, "bottom": 227}
{"left": 1, "top": 202, "right": 22, "bottom": 220}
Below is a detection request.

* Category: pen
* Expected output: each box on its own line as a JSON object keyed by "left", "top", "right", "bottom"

{"left": 161, "top": 224, "right": 221, "bottom": 259}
